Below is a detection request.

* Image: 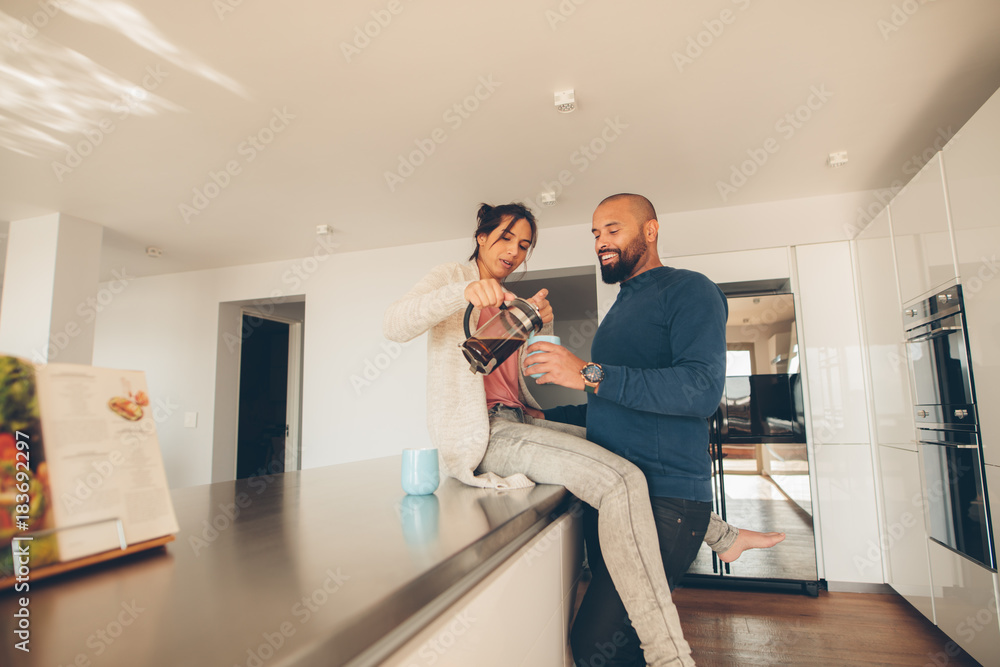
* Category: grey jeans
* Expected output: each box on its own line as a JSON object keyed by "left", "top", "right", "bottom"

{"left": 477, "top": 406, "right": 737, "bottom": 667}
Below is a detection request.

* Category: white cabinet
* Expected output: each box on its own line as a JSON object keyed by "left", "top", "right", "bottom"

{"left": 383, "top": 511, "right": 583, "bottom": 667}
{"left": 795, "top": 242, "right": 871, "bottom": 446}
{"left": 877, "top": 445, "right": 934, "bottom": 620}
{"left": 813, "top": 443, "right": 882, "bottom": 584}
{"left": 942, "top": 86, "right": 1000, "bottom": 467}
{"left": 927, "top": 540, "right": 1000, "bottom": 667}
{"left": 890, "top": 153, "right": 959, "bottom": 304}
{"left": 987, "top": 464, "right": 1000, "bottom": 578}
{"left": 855, "top": 208, "right": 915, "bottom": 450}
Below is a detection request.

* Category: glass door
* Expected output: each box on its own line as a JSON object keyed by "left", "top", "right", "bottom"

{"left": 685, "top": 292, "right": 819, "bottom": 590}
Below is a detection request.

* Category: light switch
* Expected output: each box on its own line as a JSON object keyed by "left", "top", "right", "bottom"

{"left": 184, "top": 412, "right": 198, "bottom": 428}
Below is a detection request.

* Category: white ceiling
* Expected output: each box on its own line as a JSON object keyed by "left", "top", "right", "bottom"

{"left": 2, "top": 0, "right": 1000, "bottom": 281}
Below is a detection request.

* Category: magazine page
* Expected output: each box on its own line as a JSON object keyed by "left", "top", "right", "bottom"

{"left": 36, "top": 364, "right": 178, "bottom": 562}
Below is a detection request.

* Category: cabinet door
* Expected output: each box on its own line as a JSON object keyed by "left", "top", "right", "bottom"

{"left": 927, "top": 540, "right": 1000, "bottom": 666}
{"left": 891, "top": 153, "right": 958, "bottom": 304}
{"left": 796, "top": 242, "right": 870, "bottom": 446}
{"left": 942, "top": 87, "right": 1000, "bottom": 467}
{"left": 856, "top": 209, "right": 915, "bottom": 449}
{"left": 878, "top": 445, "right": 933, "bottom": 620}
{"left": 986, "top": 464, "right": 1000, "bottom": 577}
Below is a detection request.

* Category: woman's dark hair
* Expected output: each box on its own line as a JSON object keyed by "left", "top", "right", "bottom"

{"left": 468, "top": 202, "right": 538, "bottom": 262}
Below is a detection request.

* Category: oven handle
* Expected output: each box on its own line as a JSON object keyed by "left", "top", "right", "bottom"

{"left": 907, "top": 326, "right": 963, "bottom": 343}
{"left": 918, "top": 441, "right": 980, "bottom": 449}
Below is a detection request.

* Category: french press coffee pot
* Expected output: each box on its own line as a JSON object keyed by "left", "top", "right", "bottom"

{"left": 460, "top": 298, "right": 543, "bottom": 374}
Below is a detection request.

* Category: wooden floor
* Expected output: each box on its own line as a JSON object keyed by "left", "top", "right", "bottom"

{"left": 672, "top": 587, "right": 982, "bottom": 666}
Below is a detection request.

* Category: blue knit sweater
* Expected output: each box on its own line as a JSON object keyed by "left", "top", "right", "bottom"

{"left": 545, "top": 266, "right": 728, "bottom": 502}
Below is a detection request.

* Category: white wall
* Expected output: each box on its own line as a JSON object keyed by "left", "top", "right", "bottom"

{"left": 91, "top": 190, "right": 880, "bottom": 490}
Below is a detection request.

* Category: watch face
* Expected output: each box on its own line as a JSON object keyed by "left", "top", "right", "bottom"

{"left": 582, "top": 364, "right": 604, "bottom": 383}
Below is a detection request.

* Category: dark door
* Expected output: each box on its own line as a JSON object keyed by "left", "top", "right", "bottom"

{"left": 236, "top": 315, "right": 289, "bottom": 479}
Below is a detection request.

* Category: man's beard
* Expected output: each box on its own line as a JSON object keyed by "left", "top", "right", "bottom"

{"left": 600, "top": 233, "right": 648, "bottom": 284}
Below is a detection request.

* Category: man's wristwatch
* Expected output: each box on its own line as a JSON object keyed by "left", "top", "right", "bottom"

{"left": 581, "top": 363, "right": 605, "bottom": 394}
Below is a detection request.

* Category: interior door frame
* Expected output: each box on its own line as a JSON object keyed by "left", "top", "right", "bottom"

{"left": 234, "top": 309, "right": 303, "bottom": 478}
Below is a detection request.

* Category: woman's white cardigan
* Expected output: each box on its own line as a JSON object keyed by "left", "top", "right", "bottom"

{"left": 383, "top": 261, "right": 554, "bottom": 490}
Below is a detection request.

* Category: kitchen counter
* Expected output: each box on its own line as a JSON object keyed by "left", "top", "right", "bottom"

{"left": 0, "top": 456, "right": 573, "bottom": 667}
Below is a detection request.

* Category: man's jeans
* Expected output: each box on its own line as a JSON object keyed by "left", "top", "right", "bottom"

{"left": 571, "top": 497, "right": 713, "bottom": 667}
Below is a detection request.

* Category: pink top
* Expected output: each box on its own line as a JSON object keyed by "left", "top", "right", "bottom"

{"left": 479, "top": 307, "right": 544, "bottom": 419}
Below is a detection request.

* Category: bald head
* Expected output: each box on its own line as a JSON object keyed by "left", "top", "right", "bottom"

{"left": 597, "top": 193, "right": 657, "bottom": 227}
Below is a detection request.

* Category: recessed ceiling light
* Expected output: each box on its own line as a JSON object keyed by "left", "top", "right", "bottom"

{"left": 554, "top": 89, "right": 576, "bottom": 113}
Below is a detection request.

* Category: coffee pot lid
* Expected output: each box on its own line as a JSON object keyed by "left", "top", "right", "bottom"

{"left": 505, "top": 298, "right": 543, "bottom": 333}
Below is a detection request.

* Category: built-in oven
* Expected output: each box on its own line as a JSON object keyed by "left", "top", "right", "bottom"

{"left": 904, "top": 284, "right": 995, "bottom": 569}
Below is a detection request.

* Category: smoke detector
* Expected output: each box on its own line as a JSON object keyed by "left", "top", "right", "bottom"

{"left": 539, "top": 192, "right": 557, "bottom": 207}
{"left": 145, "top": 246, "right": 163, "bottom": 258}
{"left": 316, "top": 224, "right": 333, "bottom": 235}
{"left": 828, "top": 151, "right": 848, "bottom": 168}
{"left": 554, "top": 89, "right": 576, "bottom": 113}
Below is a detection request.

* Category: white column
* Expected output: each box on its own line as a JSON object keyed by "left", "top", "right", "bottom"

{"left": 0, "top": 213, "right": 103, "bottom": 364}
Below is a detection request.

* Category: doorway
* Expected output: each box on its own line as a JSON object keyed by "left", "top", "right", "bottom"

{"left": 212, "top": 299, "right": 305, "bottom": 483}
{"left": 236, "top": 315, "right": 291, "bottom": 479}
{"left": 685, "top": 284, "right": 819, "bottom": 592}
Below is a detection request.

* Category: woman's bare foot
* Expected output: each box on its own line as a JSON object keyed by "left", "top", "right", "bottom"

{"left": 718, "top": 529, "right": 786, "bottom": 563}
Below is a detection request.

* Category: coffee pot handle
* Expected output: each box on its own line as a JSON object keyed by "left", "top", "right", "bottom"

{"left": 463, "top": 301, "right": 508, "bottom": 339}
{"left": 463, "top": 303, "right": 475, "bottom": 339}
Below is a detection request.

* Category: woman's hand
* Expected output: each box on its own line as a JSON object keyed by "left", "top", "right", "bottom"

{"left": 465, "top": 279, "right": 514, "bottom": 309}
{"left": 528, "top": 288, "right": 553, "bottom": 324}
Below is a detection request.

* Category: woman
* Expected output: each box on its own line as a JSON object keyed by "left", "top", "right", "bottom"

{"left": 384, "top": 202, "right": 779, "bottom": 666}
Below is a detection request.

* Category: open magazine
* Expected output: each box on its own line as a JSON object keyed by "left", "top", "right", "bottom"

{"left": 0, "top": 356, "right": 178, "bottom": 580}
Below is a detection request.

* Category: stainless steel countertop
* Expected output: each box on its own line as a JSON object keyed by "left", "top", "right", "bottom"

{"left": 0, "top": 456, "right": 569, "bottom": 667}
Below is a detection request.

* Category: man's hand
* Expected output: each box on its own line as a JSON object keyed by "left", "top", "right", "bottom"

{"left": 527, "top": 288, "right": 553, "bottom": 324}
{"left": 464, "top": 279, "right": 514, "bottom": 309}
{"left": 522, "top": 342, "right": 587, "bottom": 390}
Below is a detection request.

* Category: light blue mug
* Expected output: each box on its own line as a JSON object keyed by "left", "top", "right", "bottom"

{"left": 525, "top": 335, "right": 561, "bottom": 379}
{"left": 401, "top": 448, "right": 440, "bottom": 495}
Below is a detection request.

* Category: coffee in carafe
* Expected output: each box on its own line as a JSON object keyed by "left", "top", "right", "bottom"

{"left": 460, "top": 298, "right": 543, "bottom": 374}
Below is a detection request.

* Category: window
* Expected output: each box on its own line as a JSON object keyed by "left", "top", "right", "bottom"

{"left": 726, "top": 349, "right": 753, "bottom": 376}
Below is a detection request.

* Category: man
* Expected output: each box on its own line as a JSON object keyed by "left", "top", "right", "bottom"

{"left": 524, "top": 193, "right": 780, "bottom": 665}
